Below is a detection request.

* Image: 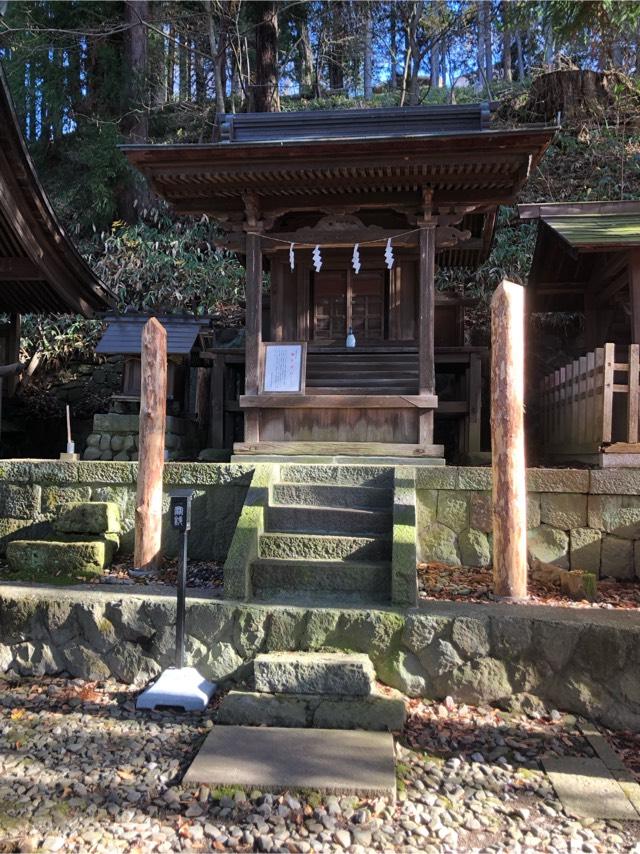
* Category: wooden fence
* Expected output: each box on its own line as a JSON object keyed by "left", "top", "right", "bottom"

{"left": 539, "top": 343, "right": 640, "bottom": 453}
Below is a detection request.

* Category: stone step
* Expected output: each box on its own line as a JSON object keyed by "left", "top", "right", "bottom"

{"left": 272, "top": 482, "right": 392, "bottom": 510}
{"left": 280, "top": 464, "right": 394, "bottom": 488}
{"left": 259, "top": 531, "right": 392, "bottom": 562}
{"left": 266, "top": 504, "right": 391, "bottom": 536}
{"left": 6, "top": 539, "right": 111, "bottom": 581}
{"left": 251, "top": 557, "right": 390, "bottom": 598}
{"left": 217, "top": 687, "right": 406, "bottom": 732}
{"left": 254, "top": 652, "right": 376, "bottom": 696}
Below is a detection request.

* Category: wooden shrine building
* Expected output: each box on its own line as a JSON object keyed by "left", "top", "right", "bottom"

{"left": 521, "top": 201, "right": 640, "bottom": 465}
{"left": 0, "top": 63, "right": 113, "bottom": 399}
{"left": 124, "top": 105, "right": 553, "bottom": 461}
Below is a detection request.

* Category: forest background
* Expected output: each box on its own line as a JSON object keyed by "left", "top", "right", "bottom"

{"left": 1, "top": 0, "right": 640, "bottom": 426}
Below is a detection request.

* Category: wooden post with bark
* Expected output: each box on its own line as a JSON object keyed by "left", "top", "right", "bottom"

{"left": 491, "top": 280, "right": 527, "bottom": 600}
{"left": 134, "top": 318, "right": 167, "bottom": 572}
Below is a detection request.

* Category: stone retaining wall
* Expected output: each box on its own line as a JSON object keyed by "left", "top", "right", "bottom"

{"left": 0, "top": 585, "right": 638, "bottom": 731}
{"left": 417, "top": 467, "right": 640, "bottom": 579}
{"left": 0, "top": 461, "right": 253, "bottom": 560}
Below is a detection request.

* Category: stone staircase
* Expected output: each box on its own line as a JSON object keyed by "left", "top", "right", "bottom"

{"left": 251, "top": 464, "right": 394, "bottom": 604}
{"left": 217, "top": 652, "right": 406, "bottom": 732}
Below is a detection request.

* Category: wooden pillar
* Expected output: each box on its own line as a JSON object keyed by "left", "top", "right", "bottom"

{"left": 491, "top": 280, "right": 527, "bottom": 600}
{"left": 6, "top": 313, "right": 20, "bottom": 397}
{"left": 628, "top": 249, "right": 640, "bottom": 345}
{"left": 244, "top": 232, "right": 262, "bottom": 442}
{"left": 208, "top": 354, "right": 225, "bottom": 448}
{"left": 134, "top": 318, "right": 167, "bottom": 573}
{"left": 418, "top": 224, "right": 436, "bottom": 445}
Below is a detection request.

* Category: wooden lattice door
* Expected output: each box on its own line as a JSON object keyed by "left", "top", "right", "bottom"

{"left": 312, "top": 269, "right": 385, "bottom": 343}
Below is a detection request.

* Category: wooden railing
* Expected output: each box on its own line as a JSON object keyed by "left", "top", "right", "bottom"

{"left": 540, "top": 343, "right": 640, "bottom": 453}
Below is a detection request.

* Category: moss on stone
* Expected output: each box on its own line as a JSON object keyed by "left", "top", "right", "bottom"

{"left": 53, "top": 501, "right": 121, "bottom": 535}
{"left": 6, "top": 539, "right": 107, "bottom": 581}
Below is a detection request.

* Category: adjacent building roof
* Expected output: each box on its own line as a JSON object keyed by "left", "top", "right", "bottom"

{"left": 519, "top": 201, "right": 640, "bottom": 312}
{"left": 123, "top": 105, "right": 555, "bottom": 269}
{"left": 96, "top": 314, "right": 210, "bottom": 355}
{"left": 0, "top": 63, "right": 114, "bottom": 315}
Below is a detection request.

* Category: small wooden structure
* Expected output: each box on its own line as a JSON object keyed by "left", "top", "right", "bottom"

{"left": 0, "top": 63, "right": 113, "bottom": 404}
{"left": 96, "top": 313, "right": 212, "bottom": 416}
{"left": 522, "top": 202, "right": 640, "bottom": 464}
{"left": 125, "top": 105, "right": 553, "bottom": 460}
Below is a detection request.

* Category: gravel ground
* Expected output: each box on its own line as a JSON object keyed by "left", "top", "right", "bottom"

{"left": 0, "top": 676, "right": 639, "bottom": 853}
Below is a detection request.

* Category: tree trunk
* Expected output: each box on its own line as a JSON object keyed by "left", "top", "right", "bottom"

{"left": 167, "top": 24, "right": 175, "bottom": 100}
{"left": 476, "top": 1, "right": 485, "bottom": 91}
{"left": 205, "top": 0, "right": 228, "bottom": 115}
{"left": 491, "top": 281, "right": 527, "bottom": 601}
{"left": 252, "top": 1, "right": 279, "bottom": 111}
{"left": 515, "top": 29, "right": 525, "bottom": 80}
{"left": 123, "top": 0, "right": 148, "bottom": 141}
{"left": 179, "top": 33, "right": 189, "bottom": 100}
{"left": 297, "top": 14, "right": 314, "bottom": 96}
{"left": 408, "top": 1, "right": 423, "bottom": 106}
{"left": 430, "top": 41, "right": 440, "bottom": 87}
{"left": 363, "top": 2, "right": 373, "bottom": 99}
{"left": 390, "top": 5, "right": 398, "bottom": 89}
{"left": 501, "top": 1, "right": 512, "bottom": 83}
{"left": 328, "top": 0, "right": 345, "bottom": 92}
{"left": 134, "top": 318, "right": 167, "bottom": 574}
{"left": 483, "top": 1, "right": 493, "bottom": 84}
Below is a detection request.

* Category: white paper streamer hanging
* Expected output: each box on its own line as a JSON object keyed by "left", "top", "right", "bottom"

{"left": 352, "top": 243, "right": 361, "bottom": 274}
{"left": 289, "top": 242, "right": 295, "bottom": 271}
{"left": 312, "top": 244, "right": 322, "bottom": 272}
{"left": 384, "top": 238, "right": 395, "bottom": 270}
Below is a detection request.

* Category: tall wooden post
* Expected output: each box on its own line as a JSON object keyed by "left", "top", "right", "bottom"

{"left": 491, "top": 280, "right": 527, "bottom": 600}
{"left": 244, "top": 231, "right": 262, "bottom": 442}
{"left": 418, "top": 224, "right": 436, "bottom": 445}
{"left": 134, "top": 318, "right": 167, "bottom": 572}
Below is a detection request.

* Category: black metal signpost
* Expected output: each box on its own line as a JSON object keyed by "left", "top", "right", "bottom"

{"left": 136, "top": 488, "right": 216, "bottom": 712}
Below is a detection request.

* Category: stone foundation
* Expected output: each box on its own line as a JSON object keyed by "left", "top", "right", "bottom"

{"left": 0, "top": 584, "right": 638, "bottom": 731}
{"left": 84, "top": 414, "right": 198, "bottom": 462}
{"left": 417, "top": 467, "right": 640, "bottom": 579}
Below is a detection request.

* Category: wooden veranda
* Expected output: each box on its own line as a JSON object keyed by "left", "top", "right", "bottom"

{"left": 125, "top": 105, "right": 553, "bottom": 461}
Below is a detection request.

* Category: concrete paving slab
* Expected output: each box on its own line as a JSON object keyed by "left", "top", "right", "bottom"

{"left": 183, "top": 726, "right": 396, "bottom": 799}
{"left": 544, "top": 756, "right": 640, "bottom": 820}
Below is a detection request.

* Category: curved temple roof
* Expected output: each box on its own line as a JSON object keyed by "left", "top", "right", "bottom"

{"left": 122, "top": 105, "right": 555, "bottom": 270}
{"left": 0, "top": 63, "right": 114, "bottom": 315}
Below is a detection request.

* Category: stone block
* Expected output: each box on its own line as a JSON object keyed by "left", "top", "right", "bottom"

{"left": 458, "top": 529, "right": 491, "bottom": 567}
{"left": 83, "top": 447, "right": 101, "bottom": 461}
{"left": 99, "top": 450, "right": 113, "bottom": 461}
{"left": 0, "top": 461, "right": 32, "bottom": 482}
{"left": 416, "top": 489, "right": 438, "bottom": 527}
{"left": 85, "top": 434, "right": 100, "bottom": 448}
{"left": 527, "top": 525, "right": 569, "bottom": 568}
{"left": 588, "top": 495, "right": 640, "bottom": 537}
{"left": 590, "top": 469, "right": 640, "bottom": 495}
{"left": 414, "top": 467, "right": 458, "bottom": 490}
{"left": 30, "top": 461, "right": 79, "bottom": 484}
{"left": 253, "top": 652, "right": 375, "bottom": 696}
{"left": 313, "top": 689, "right": 407, "bottom": 732}
{"left": 218, "top": 690, "right": 309, "bottom": 727}
{"left": 111, "top": 435, "right": 125, "bottom": 452}
{"left": 601, "top": 535, "right": 634, "bottom": 580}
{"left": 62, "top": 642, "right": 112, "bottom": 681}
{"left": 526, "top": 469, "right": 590, "bottom": 493}
{"left": 41, "top": 485, "right": 92, "bottom": 515}
{"left": 163, "top": 462, "right": 253, "bottom": 487}
{"left": 452, "top": 616, "right": 490, "bottom": 658}
{"left": 418, "top": 522, "right": 460, "bottom": 565}
{"left": 436, "top": 491, "right": 469, "bottom": 533}
{"left": 0, "top": 483, "right": 40, "bottom": 519}
{"left": 6, "top": 539, "right": 107, "bottom": 579}
{"left": 94, "top": 413, "right": 139, "bottom": 433}
{"left": 391, "top": 520, "right": 418, "bottom": 607}
{"left": 99, "top": 434, "right": 111, "bottom": 451}
{"left": 570, "top": 528, "right": 601, "bottom": 574}
{"left": 53, "top": 501, "right": 121, "bottom": 535}
{"left": 113, "top": 452, "right": 130, "bottom": 462}
{"left": 77, "top": 462, "right": 137, "bottom": 484}
{"left": 490, "top": 615, "right": 533, "bottom": 659}
{"left": 0, "top": 518, "right": 31, "bottom": 555}
{"left": 469, "top": 491, "right": 539, "bottom": 532}
{"left": 448, "top": 657, "right": 512, "bottom": 705}
{"left": 456, "top": 467, "right": 492, "bottom": 490}
{"left": 540, "top": 494, "right": 588, "bottom": 530}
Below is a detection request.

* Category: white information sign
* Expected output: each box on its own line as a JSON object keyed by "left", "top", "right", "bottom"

{"left": 262, "top": 343, "right": 305, "bottom": 393}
